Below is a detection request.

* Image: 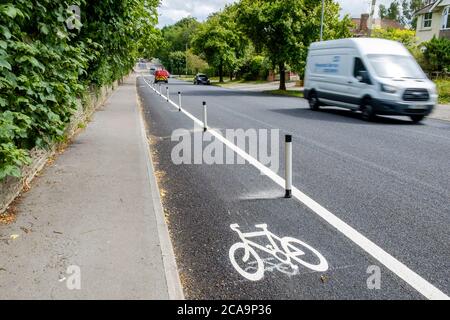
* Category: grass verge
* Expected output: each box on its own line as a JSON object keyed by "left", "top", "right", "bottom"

{"left": 436, "top": 79, "right": 450, "bottom": 104}
{"left": 210, "top": 77, "right": 267, "bottom": 88}
{"left": 263, "top": 90, "right": 304, "bottom": 98}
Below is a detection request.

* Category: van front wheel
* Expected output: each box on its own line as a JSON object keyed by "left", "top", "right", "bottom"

{"left": 308, "top": 92, "right": 320, "bottom": 111}
{"left": 410, "top": 115, "right": 425, "bottom": 123}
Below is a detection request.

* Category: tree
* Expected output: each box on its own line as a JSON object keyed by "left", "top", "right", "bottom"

{"left": 187, "top": 50, "right": 209, "bottom": 75}
{"left": 379, "top": 4, "right": 388, "bottom": 20}
{"left": 401, "top": 0, "right": 424, "bottom": 29}
{"left": 380, "top": 0, "right": 425, "bottom": 28}
{"left": 237, "top": 0, "right": 352, "bottom": 90}
{"left": 162, "top": 17, "right": 200, "bottom": 52}
{"left": 168, "top": 51, "right": 186, "bottom": 75}
{"left": 386, "top": 1, "right": 401, "bottom": 21}
{"left": 379, "top": 1, "right": 401, "bottom": 21}
{"left": 191, "top": 6, "right": 246, "bottom": 82}
{"left": 158, "top": 17, "right": 200, "bottom": 70}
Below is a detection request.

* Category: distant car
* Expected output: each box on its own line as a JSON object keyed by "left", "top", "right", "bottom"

{"left": 155, "top": 70, "right": 169, "bottom": 83}
{"left": 194, "top": 74, "right": 211, "bottom": 85}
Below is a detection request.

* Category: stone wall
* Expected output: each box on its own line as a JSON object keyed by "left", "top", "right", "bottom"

{"left": 0, "top": 80, "right": 119, "bottom": 214}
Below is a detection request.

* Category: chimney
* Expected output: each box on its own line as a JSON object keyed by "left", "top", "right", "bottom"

{"left": 360, "top": 13, "right": 369, "bottom": 33}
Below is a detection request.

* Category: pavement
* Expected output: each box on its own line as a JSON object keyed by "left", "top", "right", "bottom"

{"left": 0, "top": 74, "right": 183, "bottom": 299}
{"left": 430, "top": 104, "right": 450, "bottom": 122}
{"left": 138, "top": 77, "right": 449, "bottom": 300}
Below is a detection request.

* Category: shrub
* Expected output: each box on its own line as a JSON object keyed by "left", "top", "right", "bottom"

{"left": 0, "top": 1, "right": 159, "bottom": 180}
{"left": 240, "top": 55, "right": 270, "bottom": 81}
{"left": 422, "top": 37, "right": 450, "bottom": 72}
{"left": 371, "top": 28, "right": 418, "bottom": 51}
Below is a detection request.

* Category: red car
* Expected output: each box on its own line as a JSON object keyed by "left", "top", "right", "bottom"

{"left": 154, "top": 69, "right": 169, "bottom": 83}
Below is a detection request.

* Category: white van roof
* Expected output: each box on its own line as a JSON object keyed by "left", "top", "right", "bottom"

{"left": 309, "top": 38, "right": 411, "bottom": 56}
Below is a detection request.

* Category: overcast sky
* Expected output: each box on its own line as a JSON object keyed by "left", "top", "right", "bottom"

{"left": 157, "top": 0, "right": 395, "bottom": 28}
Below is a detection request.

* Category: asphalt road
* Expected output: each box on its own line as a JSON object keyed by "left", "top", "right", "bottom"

{"left": 137, "top": 76, "right": 450, "bottom": 300}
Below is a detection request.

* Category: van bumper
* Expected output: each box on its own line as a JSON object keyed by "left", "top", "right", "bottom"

{"left": 372, "top": 99, "right": 435, "bottom": 116}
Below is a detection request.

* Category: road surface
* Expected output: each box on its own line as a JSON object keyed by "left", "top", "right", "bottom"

{"left": 137, "top": 76, "right": 450, "bottom": 300}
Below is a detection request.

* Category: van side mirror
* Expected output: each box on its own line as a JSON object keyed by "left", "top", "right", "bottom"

{"left": 357, "top": 70, "right": 370, "bottom": 84}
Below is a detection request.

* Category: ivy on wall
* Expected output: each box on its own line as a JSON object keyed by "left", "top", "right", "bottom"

{"left": 0, "top": 0, "right": 159, "bottom": 179}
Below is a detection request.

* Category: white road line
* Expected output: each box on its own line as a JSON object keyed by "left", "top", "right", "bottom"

{"left": 141, "top": 77, "right": 449, "bottom": 300}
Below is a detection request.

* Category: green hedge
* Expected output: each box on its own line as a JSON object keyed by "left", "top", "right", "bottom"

{"left": 0, "top": 0, "right": 158, "bottom": 180}
{"left": 422, "top": 37, "right": 450, "bottom": 73}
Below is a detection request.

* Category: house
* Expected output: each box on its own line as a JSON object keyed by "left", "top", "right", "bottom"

{"left": 415, "top": 0, "right": 450, "bottom": 42}
{"left": 351, "top": 13, "right": 404, "bottom": 37}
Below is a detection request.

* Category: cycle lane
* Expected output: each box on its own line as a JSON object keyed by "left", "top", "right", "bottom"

{"left": 143, "top": 77, "right": 450, "bottom": 298}
{"left": 137, "top": 77, "right": 425, "bottom": 299}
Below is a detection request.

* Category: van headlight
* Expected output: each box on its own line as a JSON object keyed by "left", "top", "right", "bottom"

{"left": 430, "top": 85, "right": 437, "bottom": 95}
{"left": 380, "top": 83, "right": 398, "bottom": 94}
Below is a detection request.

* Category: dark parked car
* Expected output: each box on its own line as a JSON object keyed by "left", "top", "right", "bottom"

{"left": 193, "top": 74, "right": 210, "bottom": 85}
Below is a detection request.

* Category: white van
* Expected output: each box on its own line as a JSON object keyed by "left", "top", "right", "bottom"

{"left": 303, "top": 38, "right": 438, "bottom": 122}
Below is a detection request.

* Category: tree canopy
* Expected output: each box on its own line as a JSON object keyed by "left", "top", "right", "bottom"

{"left": 237, "top": 0, "right": 352, "bottom": 90}
{"left": 379, "top": 0, "right": 425, "bottom": 29}
{"left": 158, "top": 17, "right": 202, "bottom": 73}
{"left": 191, "top": 5, "right": 247, "bottom": 82}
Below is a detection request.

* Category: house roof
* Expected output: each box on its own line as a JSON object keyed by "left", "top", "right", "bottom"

{"left": 379, "top": 19, "right": 405, "bottom": 29}
{"left": 416, "top": 0, "right": 450, "bottom": 15}
{"left": 351, "top": 17, "right": 404, "bottom": 31}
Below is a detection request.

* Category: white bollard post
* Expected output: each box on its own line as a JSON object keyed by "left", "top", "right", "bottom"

{"left": 166, "top": 87, "right": 170, "bottom": 102}
{"left": 203, "top": 101, "right": 208, "bottom": 132}
{"left": 178, "top": 92, "right": 182, "bottom": 111}
{"left": 285, "top": 135, "right": 292, "bottom": 198}
{"left": 158, "top": 84, "right": 161, "bottom": 95}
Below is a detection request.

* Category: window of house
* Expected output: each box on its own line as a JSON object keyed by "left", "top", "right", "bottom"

{"left": 442, "top": 6, "right": 450, "bottom": 30}
{"left": 423, "top": 12, "right": 433, "bottom": 28}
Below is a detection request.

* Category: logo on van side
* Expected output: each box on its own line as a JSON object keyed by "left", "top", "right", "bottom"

{"left": 314, "top": 55, "right": 340, "bottom": 74}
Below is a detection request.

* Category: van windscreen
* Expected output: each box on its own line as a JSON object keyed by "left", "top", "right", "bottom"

{"left": 367, "top": 55, "right": 426, "bottom": 79}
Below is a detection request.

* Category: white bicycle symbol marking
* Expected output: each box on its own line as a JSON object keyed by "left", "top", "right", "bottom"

{"left": 229, "top": 224, "right": 328, "bottom": 281}
{"left": 245, "top": 257, "right": 301, "bottom": 277}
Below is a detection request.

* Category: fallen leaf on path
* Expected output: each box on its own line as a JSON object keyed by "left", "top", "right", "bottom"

{"left": 0, "top": 206, "right": 17, "bottom": 225}
{"left": 22, "top": 180, "right": 31, "bottom": 192}
{"left": 20, "top": 227, "right": 30, "bottom": 234}
{"left": 10, "top": 234, "right": 20, "bottom": 240}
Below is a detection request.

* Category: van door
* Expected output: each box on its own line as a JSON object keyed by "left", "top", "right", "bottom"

{"left": 347, "top": 57, "right": 372, "bottom": 108}
{"left": 312, "top": 52, "right": 350, "bottom": 105}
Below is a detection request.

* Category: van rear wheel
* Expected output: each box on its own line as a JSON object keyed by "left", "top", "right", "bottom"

{"left": 308, "top": 92, "right": 320, "bottom": 111}
{"left": 361, "top": 100, "right": 375, "bottom": 122}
